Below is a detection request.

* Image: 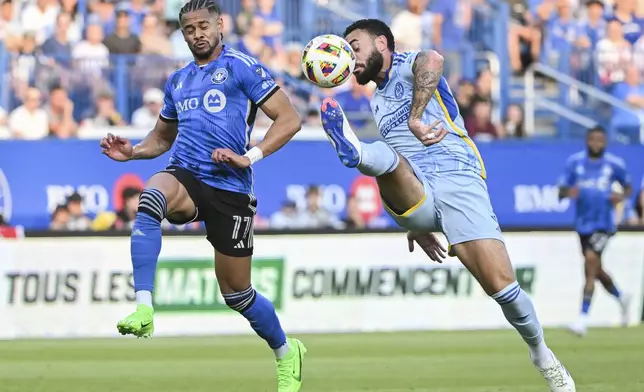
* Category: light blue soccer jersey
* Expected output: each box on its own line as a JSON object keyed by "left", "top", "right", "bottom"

{"left": 559, "top": 151, "right": 632, "bottom": 235}
{"left": 370, "top": 51, "right": 486, "bottom": 178}
{"left": 160, "top": 45, "right": 279, "bottom": 194}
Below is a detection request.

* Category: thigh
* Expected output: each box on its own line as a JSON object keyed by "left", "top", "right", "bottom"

{"left": 378, "top": 154, "right": 426, "bottom": 214}
{"left": 579, "top": 232, "right": 611, "bottom": 257}
{"left": 205, "top": 189, "right": 257, "bottom": 293}
{"left": 381, "top": 158, "right": 440, "bottom": 232}
{"left": 452, "top": 238, "right": 516, "bottom": 295}
{"left": 204, "top": 187, "right": 257, "bottom": 257}
{"left": 433, "top": 170, "right": 504, "bottom": 246}
{"left": 146, "top": 168, "right": 197, "bottom": 223}
{"left": 214, "top": 250, "right": 252, "bottom": 294}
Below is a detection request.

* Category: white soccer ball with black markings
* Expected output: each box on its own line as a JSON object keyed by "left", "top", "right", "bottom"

{"left": 301, "top": 34, "right": 356, "bottom": 88}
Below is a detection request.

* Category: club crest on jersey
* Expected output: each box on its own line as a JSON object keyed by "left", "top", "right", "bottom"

{"left": 211, "top": 68, "right": 228, "bottom": 84}
{"left": 394, "top": 82, "right": 404, "bottom": 99}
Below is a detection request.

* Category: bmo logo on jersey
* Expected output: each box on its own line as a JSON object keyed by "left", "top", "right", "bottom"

{"left": 204, "top": 89, "right": 227, "bottom": 113}
{"left": 174, "top": 89, "right": 227, "bottom": 114}
{"left": 175, "top": 98, "right": 199, "bottom": 114}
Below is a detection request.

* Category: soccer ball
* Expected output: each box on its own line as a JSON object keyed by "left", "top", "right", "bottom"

{"left": 301, "top": 34, "right": 356, "bottom": 88}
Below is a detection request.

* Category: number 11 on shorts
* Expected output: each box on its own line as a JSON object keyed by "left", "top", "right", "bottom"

{"left": 232, "top": 215, "right": 253, "bottom": 248}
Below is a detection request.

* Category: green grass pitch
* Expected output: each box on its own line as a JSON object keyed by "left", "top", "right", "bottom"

{"left": 1, "top": 327, "right": 643, "bottom": 391}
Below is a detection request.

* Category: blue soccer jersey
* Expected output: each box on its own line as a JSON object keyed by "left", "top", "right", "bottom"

{"left": 160, "top": 46, "right": 279, "bottom": 194}
{"left": 559, "top": 151, "right": 632, "bottom": 234}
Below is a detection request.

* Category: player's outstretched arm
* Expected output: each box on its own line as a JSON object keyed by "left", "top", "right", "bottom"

{"left": 407, "top": 50, "right": 447, "bottom": 145}
{"left": 130, "top": 118, "right": 179, "bottom": 160}
{"left": 252, "top": 89, "right": 302, "bottom": 159}
{"left": 100, "top": 118, "right": 177, "bottom": 162}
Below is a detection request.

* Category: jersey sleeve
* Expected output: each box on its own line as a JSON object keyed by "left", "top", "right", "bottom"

{"left": 237, "top": 59, "right": 280, "bottom": 106}
{"left": 396, "top": 51, "right": 419, "bottom": 84}
{"left": 159, "top": 75, "right": 178, "bottom": 121}
{"left": 559, "top": 157, "right": 577, "bottom": 187}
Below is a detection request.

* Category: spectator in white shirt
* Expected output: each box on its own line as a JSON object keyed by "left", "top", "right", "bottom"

{"left": 20, "top": 0, "right": 58, "bottom": 45}
{"left": 390, "top": 0, "right": 435, "bottom": 52}
{"left": 65, "top": 192, "right": 92, "bottom": 231}
{"left": 132, "top": 88, "right": 163, "bottom": 128}
{"left": 596, "top": 19, "right": 632, "bottom": 85}
{"left": 633, "top": 35, "right": 644, "bottom": 73}
{"left": 72, "top": 19, "right": 109, "bottom": 76}
{"left": 8, "top": 87, "right": 49, "bottom": 139}
{"left": 269, "top": 200, "right": 303, "bottom": 229}
{"left": 296, "top": 185, "right": 342, "bottom": 229}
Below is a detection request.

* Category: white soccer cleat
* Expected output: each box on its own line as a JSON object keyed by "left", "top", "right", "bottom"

{"left": 567, "top": 320, "right": 587, "bottom": 337}
{"left": 535, "top": 351, "right": 576, "bottom": 392}
{"left": 619, "top": 293, "right": 631, "bottom": 327}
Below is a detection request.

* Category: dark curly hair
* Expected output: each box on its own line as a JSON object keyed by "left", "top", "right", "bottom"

{"left": 344, "top": 19, "right": 395, "bottom": 52}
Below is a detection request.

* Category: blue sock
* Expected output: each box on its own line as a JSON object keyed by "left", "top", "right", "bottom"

{"left": 357, "top": 141, "right": 399, "bottom": 176}
{"left": 606, "top": 284, "right": 621, "bottom": 299}
{"left": 224, "top": 286, "right": 289, "bottom": 358}
{"left": 131, "top": 189, "right": 166, "bottom": 295}
{"left": 581, "top": 294, "right": 592, "bottom": 315}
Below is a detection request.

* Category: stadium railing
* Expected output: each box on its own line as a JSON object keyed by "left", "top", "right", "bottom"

{"left": 525, "top": 62, "right": 644, "bottom": 144}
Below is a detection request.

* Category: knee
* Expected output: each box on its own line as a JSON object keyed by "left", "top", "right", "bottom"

{"left": 137, "top": 189, "right": 168, "bottom": 222}
{"left": 491, "top": 280, "right": 522, "bottom": 305}
{"left": 489, "top": 271, "right": 516, "bottom": 295}
{"left": 222, "top": 285, "right": 256, "bottom": 312}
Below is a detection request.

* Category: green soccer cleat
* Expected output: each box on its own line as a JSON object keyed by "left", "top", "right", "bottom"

{"left": 116, "top": 304, "right": 154, "bottom": 338}
{"left": 276, "top": 338, "right": 307, "bottom": 392}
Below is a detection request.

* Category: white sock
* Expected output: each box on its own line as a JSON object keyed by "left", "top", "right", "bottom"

{"left": 273, "top": 341, "right": 290, "bottom": 360}
{"left": 579, "top": 313, "right": 589, "bottom": 326}
{"left": 529, "top": 341, "right": 553, "bottom": 369}
{"left": 136, "top": 290, "right": 153, "bottom": 308}
{"left": 491, "top": 281, "right": 552, "bottom": 368}
{"left": 357, "top": 141, "right": 399, "bottom": 177}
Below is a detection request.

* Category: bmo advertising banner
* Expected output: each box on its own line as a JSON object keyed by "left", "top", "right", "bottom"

{"left": 0, "top": 137, "right": 643, "bottom": 229}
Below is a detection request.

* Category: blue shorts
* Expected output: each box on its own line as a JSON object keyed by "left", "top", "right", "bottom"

{"left": 382, "top": 160, "right": 504, "bottom": 245}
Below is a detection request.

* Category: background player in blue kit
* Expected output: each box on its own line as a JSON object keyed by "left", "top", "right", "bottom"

{"left": 558, "top": 126, "right": 632, "bottom": 337}
{"left": 99, "top": 1, "right": 306, "bottom": 390}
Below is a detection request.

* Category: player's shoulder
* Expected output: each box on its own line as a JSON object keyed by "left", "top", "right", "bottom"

{"left": 222, "top": 47, "right": 261, "bottom": 68}
{"left": 567, "top": 150, "right": 586, "bottom": 164}
{"left": 392, "top": 51, "right": 418, "bottom": 69}
{"left": 604, "top": 152, "right": 626, "bottom": 168}
{"left": 165, "top": 64, "right": 191, "bottom": 88}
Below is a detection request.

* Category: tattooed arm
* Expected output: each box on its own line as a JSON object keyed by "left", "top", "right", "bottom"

{"left": 407, "top": 50, "right": 447, "bottom": 146}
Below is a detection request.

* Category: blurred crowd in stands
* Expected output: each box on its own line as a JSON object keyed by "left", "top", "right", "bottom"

{"left": 0, "top": 176, "right": 638, "bottom": 232}
{"left": 0, "top": 0, "right": 643, "bottom": 234}
{"left": 34, "top": 182, "right": 395, "bottom": 232}
{"left": 0, "top": 0, "right": 640, "bottom": 141}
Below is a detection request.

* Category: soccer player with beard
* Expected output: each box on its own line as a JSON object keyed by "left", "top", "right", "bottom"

{"left": 99, "top": 1, "right": 306, "bottom": 390}
{"left": 559, "top": 126, "right": 632, "bottom": 337}
{"left": 318, "top": 19, "right": 576, "bottom": 391}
